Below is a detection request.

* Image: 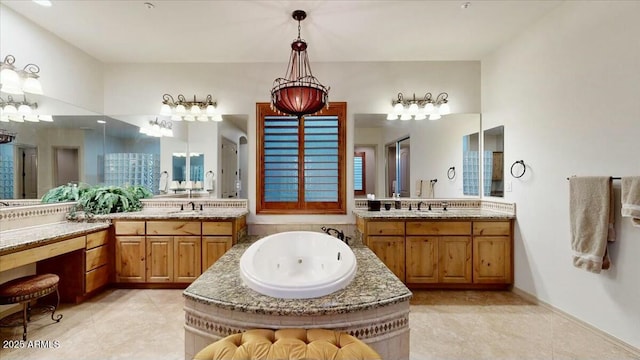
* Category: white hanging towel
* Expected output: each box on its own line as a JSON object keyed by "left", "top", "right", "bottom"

{"left": 621, "top": 176, "right": 640, "bottom": 228}
{"left": 158, "top": 171, "right": 168, "bottom": 193}
{"left": 415, "top": 180, "right": 423, "bottom": 197}
{"left": 205, "top": 171, "right": 215, "bottom": 191}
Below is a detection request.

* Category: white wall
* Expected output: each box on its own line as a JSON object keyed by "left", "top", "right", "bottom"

{"left": 481, "top": 1, "right": 640, "bottom": 348}
{"left": 0, "top": 5, "right": 104, "bottom": 113}
{"left": 103, "top": 61, "right": 480, "bottom": 224}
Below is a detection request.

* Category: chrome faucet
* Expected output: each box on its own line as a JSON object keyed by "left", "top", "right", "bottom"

{"left": 187, "top": 201, "right": 196, "bottom": 210}
{"left": 417, "top": 201, "right": 424, "bottom": 210}
{"left": 0, "top": 201, "right": 10, "bottom": 206}
{"left": 441, "top": 201, "right": 448, "bottom": 211}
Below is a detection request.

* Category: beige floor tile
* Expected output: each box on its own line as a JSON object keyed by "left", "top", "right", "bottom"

{"left": 1, "top": 289, "right": 637, "bottom": 360}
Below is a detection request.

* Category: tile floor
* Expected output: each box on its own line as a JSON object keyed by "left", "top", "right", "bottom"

{"left": 0, "top": 289, "right": 637, "bottom": 360}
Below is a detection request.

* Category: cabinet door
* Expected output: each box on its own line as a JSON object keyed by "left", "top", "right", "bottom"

{"left": 174, "top": 236, "right": 202, "bottom": 283}
{"left": 473, "top": 236, "right": 511, "bottom": 284}
{"left": 115, "top": 236, "right": 146, "bottom": 283}
{"left": 368, "top": 236, "right": 405, "bottom": 282}
{"left": 438, "top": 236, "right": 472, "bottom": 283}
{"left": 146, "top": 236, "right": 174, "bottom": 282}
{"left": 406, "top": 236, "right": 438, "bottom": 283}
{"left": 202, "top": 236, "right": 232, "bottom": 270}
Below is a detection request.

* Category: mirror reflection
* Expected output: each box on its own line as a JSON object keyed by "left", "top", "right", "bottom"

{"left": 354, "top": 113, "right": 481, "bottom": 199}
{"left": 462, "top": 132, "right": 480, "bottom": 196}
{"left": 483, "top": 125, "right": 504, "bottom": 197}
{"left": 0, "top": 95, "right": 249, "bottom": 200}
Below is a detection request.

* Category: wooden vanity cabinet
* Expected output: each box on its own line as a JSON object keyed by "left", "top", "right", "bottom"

{"left": 406, "top": 221, "right": 472, "bottom": 284}
{"left": 202, "top": 221, "right": 233, "bottom": 270}
{"left": 37, "top": 229, "right": 111, "bottom": 302}
{"left": 472, "top": 221, "right": 512, "bottom": 284}
{"left": 365, "top": 221, "right": 405, "bottom": 281}
{"left": 359, "top": 217, "right": 513, "bottom": 289}
{"left": 114, "top": 221, "right": 146, "bottom": 283}
{"left": 113, "top": 218, "right": 243, "bottom": 285}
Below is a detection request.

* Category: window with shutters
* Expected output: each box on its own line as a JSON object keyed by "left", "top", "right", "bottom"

{"left": 256, "top": 102, "right": 347, "bottom": 214}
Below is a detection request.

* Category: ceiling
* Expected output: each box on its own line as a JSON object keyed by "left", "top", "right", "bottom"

{"left": 1, "top": 0, "right": 563, "bottom": 63}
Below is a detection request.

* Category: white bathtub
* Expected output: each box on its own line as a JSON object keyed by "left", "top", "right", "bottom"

{"left": 239, "top": 231, "right": 357, "bottom": 299}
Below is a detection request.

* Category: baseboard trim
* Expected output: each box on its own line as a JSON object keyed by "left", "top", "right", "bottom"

{"left": 512, "top": 287, "right": 640, "bottom": 356}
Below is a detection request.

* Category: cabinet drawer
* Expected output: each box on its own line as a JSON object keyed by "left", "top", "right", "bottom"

{"left": 473, "top": 221, "right": 511, "bottom": 236}
{"left": 86, "top": 245, "right": 109, "bottom": 271}
{"left": 367, "top": 221, "right": 405, "bottom": 236}
{"left": 114, "top": 221, "right": 145, "bottom": 235}
{"left": 202, "top": 222, "right": 233, "bottom": 236}
{"left": 85, "top": 265, "right": 109, "bottom": 293}
{"left": 86, "top": 230, "right": 108, "bottom": 249}
{"left": 147, "top": 221, "right": 201, "bottom": 235}
{"left": 406, "top": 221, "right": 471, "bottom": 235}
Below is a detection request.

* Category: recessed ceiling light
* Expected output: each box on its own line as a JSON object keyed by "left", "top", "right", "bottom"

{"left": 32, "top": 0, "right": 52, "bottom": 7}
{"left": 144, "top": 2, "right": 155, "bottom": 9}
{"left": 461, "top": 2, "right": 471, "bottom": 9}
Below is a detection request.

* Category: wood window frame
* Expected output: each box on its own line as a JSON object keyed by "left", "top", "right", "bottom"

{"left": 256, "top": 102, "right": 347, "bottom": 214}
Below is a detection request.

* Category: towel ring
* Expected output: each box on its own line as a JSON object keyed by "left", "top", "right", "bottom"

{"left": 447, "top": 167, "right": 456, "bottom": 180}
{"left": 510, "top": 160, "right": 526, "bottom": 178}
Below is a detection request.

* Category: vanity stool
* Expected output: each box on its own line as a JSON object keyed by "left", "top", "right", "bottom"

{"left": 193, "top": 328, "right": 381, "bottom": 360}
{"left": 0, "top": 274, "right": 63, "bottom": 340}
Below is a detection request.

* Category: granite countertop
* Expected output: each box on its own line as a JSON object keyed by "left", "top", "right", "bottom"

{"left": 183, "top": 242, "right": 412, "bottom": 316}
{"left": 353, "top": 208, "right": 515, "bottom": 219}
{"left": 0, "top": 221, "right": 111, "bottom": 255}
{"left": 87, "top": 208, "right": 248, "bottom": 221}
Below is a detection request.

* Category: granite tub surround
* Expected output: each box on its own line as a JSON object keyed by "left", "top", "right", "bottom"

{"left": 183, "top": 240, "right": 412, "bottom": 360}
{"left": 0, "top": 221, "right": 110, "bottom": 255}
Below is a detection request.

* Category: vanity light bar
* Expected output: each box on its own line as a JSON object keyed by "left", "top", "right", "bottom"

{"left": 387, "top": 92, "right": 450, "bottom": 121}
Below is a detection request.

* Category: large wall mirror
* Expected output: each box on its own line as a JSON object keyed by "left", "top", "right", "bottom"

{"left": 354, "top": 113, "right": 481, "bottom": 199}
{"left": 0, "top": 95, "right": 249, "bottom": 200}
{"left": 483, "top": 125, "right": 504, "bottom": 197}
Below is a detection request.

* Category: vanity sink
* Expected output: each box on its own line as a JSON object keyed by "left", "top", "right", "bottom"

{"left": 168, "top": 210, "right": 201, "bottom": 216}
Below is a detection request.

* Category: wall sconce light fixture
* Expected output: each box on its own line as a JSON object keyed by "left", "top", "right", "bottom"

{"left": 0, "top": 95, "right": 52, "bottom": 122}
{"left": 140, "top": 118, "right": 173, "bottom": 137}
{"left": 0, "top": 55, "right": 44, "bottom": 95}
{"left": 387, "top": 92, "right": 450, "bottom": 121}
{"left": 159, "top": 94, "right": 222, "bottom": 122}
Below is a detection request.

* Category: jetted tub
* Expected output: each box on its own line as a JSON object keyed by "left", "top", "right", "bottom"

{"left": 239, "top": 231, "right": 357, "bottom": 299}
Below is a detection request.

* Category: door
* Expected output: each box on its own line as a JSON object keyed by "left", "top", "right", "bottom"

{"left": 146, "top": 236, "right": 174, "bottom": 282}
{"left": 17, "top": 146, "right": 38, "bottom": 199}
{"left": 398, "top": 138, "right": 410, "bottom": 197}
{"left": 53, "top": 147, "right": 79, "bottom": 186}
{"left": 220, "top": 137, "right": 238, "bottom": 198}
{"left": 438, "top": 236, "right": 472, "bottom": 283}
{"left": 174, "top": 236, "right": 201, "bottom": 283}
{"left": 115, "top": 236, "right": 146, "bottom": 283}
{"left": 406, "top": 236, "right": 438, "bottom": 283}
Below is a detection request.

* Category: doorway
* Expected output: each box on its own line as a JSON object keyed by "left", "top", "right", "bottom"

{"left": 385, "top": 136, "right": 410, "bottom": 197}
{"left": 220, "top": 137, "right": 238, "bottom": 198}
{"left": 17, "top": 146, "right": 38, "bottom": 199}
{"left": 53, "top": 147, "right": 79, "bottom": 187}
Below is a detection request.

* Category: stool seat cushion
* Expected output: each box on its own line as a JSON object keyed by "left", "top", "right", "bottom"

{"left": 0, "top": 274, "right": 60, "bottom": 305}
{"left": 194, "top": 328, "right": 381, "bottom": 360}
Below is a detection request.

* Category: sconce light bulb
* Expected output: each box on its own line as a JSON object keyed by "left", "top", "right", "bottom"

{"left": 183, "top": 115, "right": 195, "bottom": 122}
{"left": 190, "top": 104, "right": 201, "bottom": 115}
{"left": 424, "top": 102, "right": 435, "bottom": 114}
{"left": 212, "top": 114, "right": 223, "bottom": 122}
{"left": 2, "top": 104, "right": 18, "bottom": 115}
{"left": 206, "top": 104, "right": 216, "bottom": 116}
{"left": 0, "top": 68, "right": 23, "bottom": 95}
{"left": 439, "top": 102, "right": 450, "bottom": 115}
{"left": 408, "top": 103, "right": 419, "bottom": 115}
{"left": 17, "top": 104, "right": 32, "bottom": 114}
{"left": 175, "top": 104, "right": 186, "bottom": 115}
{"left": 393, "top": 102, "right": 404, "bottom": 114}
{"left": 386, "top": 113, "right": 398, "bottom": 121}
{"left": 22, "top": 77, "right": 43, "bottom": 95}
{"left": 160, "top": 104, "right": 172, "bottom": 116}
